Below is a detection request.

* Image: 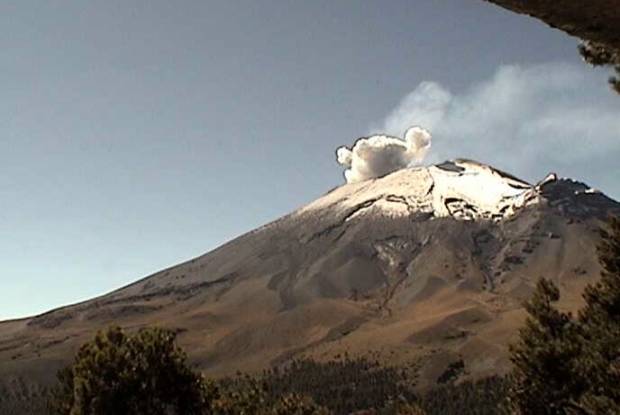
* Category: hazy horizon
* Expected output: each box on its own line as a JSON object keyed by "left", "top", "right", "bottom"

{"left": 2, "top": 1, "right": 619, "bottom": 320}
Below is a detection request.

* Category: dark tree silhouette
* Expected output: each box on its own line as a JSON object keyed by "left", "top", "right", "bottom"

{"left": 509, "top": 217, "right": 620, "bottom": 414}
{"left": 577, "top": 217, "right": 620, "bottom": 412}
{"left": 485, "top": 0, "right": 620, "bottom": 94}
{"left": 48, "top": 326, "right": 217, "bottom": 415}
{"left": 507, "top": 278, "right": 584, "bottom": 414}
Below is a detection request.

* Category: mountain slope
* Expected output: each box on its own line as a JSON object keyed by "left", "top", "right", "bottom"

{"left": 1, "top": 159, "right": 619, "bottom": 397}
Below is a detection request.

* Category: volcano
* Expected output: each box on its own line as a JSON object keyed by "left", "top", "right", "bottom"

{"left": 1, "top": 159, "right": 619, "bottom": 403}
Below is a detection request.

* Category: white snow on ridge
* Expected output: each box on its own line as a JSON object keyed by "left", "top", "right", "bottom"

{"left": 300, "top": 159, "right": 542, "bottom": 221}
{"left": 427, "top": 160, "right": 538, "bottom": 220}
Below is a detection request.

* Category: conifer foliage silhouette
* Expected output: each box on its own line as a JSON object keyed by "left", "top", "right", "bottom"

{"left": 508, "top": 217, "right": 620, "bottom": 414}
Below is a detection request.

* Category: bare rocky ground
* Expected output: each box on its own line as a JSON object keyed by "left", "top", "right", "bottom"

{"left": 1, "top": 162, "right": 618, "bottom": 413}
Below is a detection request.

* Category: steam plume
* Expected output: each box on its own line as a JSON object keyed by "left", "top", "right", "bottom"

{"left": 336, "top": 126, "right": 431, "bottom": 183}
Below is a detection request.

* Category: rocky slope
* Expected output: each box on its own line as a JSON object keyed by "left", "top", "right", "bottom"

{"left": 1, "top": 160, "right": 619, "bottom": 405}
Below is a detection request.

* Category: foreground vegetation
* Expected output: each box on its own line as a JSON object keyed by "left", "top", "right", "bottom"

{"left": 44, "top": 327, "right": 425, "bottom": 414}
{"left": 508, "top": 217, "right": 620, "bottom": 414}
{"left": 485, "top": 0, "right": 620, "bottom": 94}
{"left": 2, "top": 343, "right": 507, "bottom": 415}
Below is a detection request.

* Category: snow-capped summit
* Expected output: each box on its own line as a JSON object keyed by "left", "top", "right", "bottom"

{"left": 302, "top": 159, "right": 543, "bottom": 222}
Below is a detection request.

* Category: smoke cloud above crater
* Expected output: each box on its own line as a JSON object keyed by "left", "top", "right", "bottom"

{"left": 371, "top": 63, "right": 620, "bottom": 197}
{"left": 336, "top": 127, "right": 431, "bottom": 183}
{"left": 334, "top": 62, "right": 620, "bottom": 197}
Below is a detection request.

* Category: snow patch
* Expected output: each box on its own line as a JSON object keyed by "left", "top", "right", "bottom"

{"left": 301, "top": 159, "right": 540, "bottom": 222}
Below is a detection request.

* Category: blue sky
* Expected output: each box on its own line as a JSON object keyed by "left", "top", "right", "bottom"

{"left": 2, "top": 1, "right": 619, "bottom": 320}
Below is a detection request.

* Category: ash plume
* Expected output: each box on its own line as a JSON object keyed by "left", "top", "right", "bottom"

{"left": 373, "top": 63, "right": 620, "bottom": 197}
{"left": 336, "top": 127, "right": 431, "bottom": 183}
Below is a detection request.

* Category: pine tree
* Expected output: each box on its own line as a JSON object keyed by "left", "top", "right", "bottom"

{"left": 508, "top": 217, "right": 620, "bottom": 414}
{"left": 579, "top": 41, "right": 620, "bottom": 94}
{"left": 577, "top": 217, "right": 620, "bottom": 412}
{"left": 48, "top": 326, "right": 218, "bottom": 415}
{"left": 507, "top": 278, "right": 584, "bottom": 414}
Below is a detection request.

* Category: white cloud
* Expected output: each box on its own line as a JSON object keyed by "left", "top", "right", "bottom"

{"left": 336, "top": 127, "right": 431, "bottom": 183}
{"left": 374, "top": 63, "right": 620, "bottom": 197}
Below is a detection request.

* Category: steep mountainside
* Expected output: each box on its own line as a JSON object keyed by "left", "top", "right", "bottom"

{"left": 1, "top": 160, "right": 619, "bottom": 400}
